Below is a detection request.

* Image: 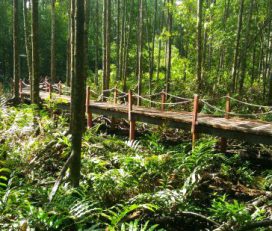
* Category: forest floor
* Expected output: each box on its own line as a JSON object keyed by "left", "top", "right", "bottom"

{"left": 0, "top": 97, "right": 272, "bottom": 230}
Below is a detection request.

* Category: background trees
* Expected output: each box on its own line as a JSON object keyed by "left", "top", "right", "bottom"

{"left": 1, "top": 0, "right": 272, "bottom": 103}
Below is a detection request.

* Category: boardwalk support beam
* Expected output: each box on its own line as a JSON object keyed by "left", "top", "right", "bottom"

{"left": 86, "top": 86, "right": 92, "bottom": 128}
{"left": 128, "top": 90, "right": 136, "bottom": 141}
{"left": 191, "top": 94, "right": 199, "bottom": 148}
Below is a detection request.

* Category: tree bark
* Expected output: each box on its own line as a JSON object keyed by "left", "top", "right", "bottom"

{"left": 231, "top": 0, "right": 244, "bottom": 93}
{"left": 70, "top": 0, "right": 86, "bottom": 187}
{"left": 66, "top": 0, "right": 71, "bottom": 86}
{"left": 137, "top": 0, "right": 143, "bottom": 105}
{"left": 51, "top": 0, "right": 56, "bottom": 83}
{"left": 31, "top": 0, "right": 40, "bottom": 104}
{"left": 196, "top": 0, "right": 203, "bottom": 91}
{"left": 23, "top": 0, "right": 32, "bottom": 87}
{"left": 103, "top": 0, "right": 111, "bottom": 98}
{"left": 13, "top": 0, "right": 19, "bottom": 100}
{"left": 165, "top": 0, "right": 173, "bottom": 94}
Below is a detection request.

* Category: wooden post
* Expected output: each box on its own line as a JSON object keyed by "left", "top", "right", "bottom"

{"left": 220, "top": 94, "right": 230, "bottom": 152}
{"left": 161, "top": 91, "right": 166, "bottom": 111}
{"left": 128, "top": 90, "right": 136, "bottom": 141}
{"left": 86, "top": 86, "right": 92, "bottom": 128}
{"left": 19, "top": 79, "right": 22, "bottom": 99}
{"left": 58, "top": 81, "right": 62, "bottom": 95}
{"left": 191, "top": 94, "right": 199, "bottom": 148}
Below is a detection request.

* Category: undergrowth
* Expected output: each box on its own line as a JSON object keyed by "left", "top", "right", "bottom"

{"left": 0, "top": 103, "right": 271, "bottom": 230}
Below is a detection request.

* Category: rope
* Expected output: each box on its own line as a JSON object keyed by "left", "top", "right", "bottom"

{"left": 164, "top": 92, "right": 193, "bottom": 102}
{"left": 102, "top": 88, "right": 115, "bottom": 93}
{"left": 201, "top": 100, "right": 272, "bottom": 117}
{"left": 228, "top": 96, "right": 272, "bottom": 109}
{"left": 134, "top": 94, "right": 192, "bottom": 106}
{"left": 116, "top": 93, "right": 128, "bottom": 99}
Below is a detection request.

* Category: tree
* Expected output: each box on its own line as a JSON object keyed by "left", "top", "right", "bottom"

{"left": 196, "top": 0, "right": 203, "bottom": 91}
{"left": 23, "top": 0, "right": 32, "bottom": 87}
{"left": 165, "top": 0, "right": 173, "bottom": 94}
{"left": 231, "top": 0, "right": 244, "bottom": 93}
{"left": 69, "top": 0, "right": 86, "bottom": 187}
{"left": 13, "top": 0, "right": 19, "bottom": 101}
{"left": 31, "top": 0, "right": 39, "bottom": 104}
{"left": 103, "top": 0, "right": 111, "bottom": 98}
{"left": 51, "top": 0, "right": 56, "bottom": 83}
{"left": 137, "top": 0, "right": 143, "bottom": 105}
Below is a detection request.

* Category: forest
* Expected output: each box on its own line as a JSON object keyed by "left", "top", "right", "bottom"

{"left": 0, "top": 0, "right": 272, "bottom": 230}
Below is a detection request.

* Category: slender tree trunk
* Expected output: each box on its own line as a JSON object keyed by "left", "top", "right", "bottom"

{"left": 165, "top": 0, "right": 173, "bottom": 94}
{"left": 149, "top": 0, "right": 158, "bottom": 93}
{"left": 84, "top": 0, "right": 90, "bottom": 82}
{"left": 70, "top": 0, "right": 86, "bottom": 188}
{"left": 239, "top": 0, "right": 254, "bottom": 94}
{"left": 94, "top": 0, "right": 99, "bottom": 86}
{"left": 13, "top": 0, "right": 19, "bottom": 100}
{"left": 116, "top": 0, "right": 120, "bottom": 81}
{"left": 103, "top": 0, "right": 111, "bottom": 97}
{"left": 66, "top": 0, "right": 71, "bottom": 86}
{"left": 23, "top": 0, "right": 32, "bottom": 86}
{"left": 231, "top": 0, "right": 244, "bottom": 93}
{"left": 196, "top": 0, "right": 203, "bottom": 91}
{"left": 31, "top": 0, "right": 39, "bottom": 104}
{"left": 122, "top": 0, "right": 133, "bottom": 92}
{"left": 51, "top": 0, "right": 56, "bottom": 83}
{"left": 137, "top": 0, "right": 143, "bottom": 105}
{"left": 70, "top": 0, "right": 75, "bottom": 89}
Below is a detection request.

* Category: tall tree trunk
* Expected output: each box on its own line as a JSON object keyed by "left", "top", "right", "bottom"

{"left": 31, "top": 0, "right": 39, "bottom": 104}
{"left": 149, "top": 0, "right": 158, "bottom": 93}
{"left": 23, "top": 0, "right": 32, "bottom": 87}
{"left": 165, "top": 0, "right": 173, "bottom": 94}
{"left": 196, "top": 0, "right": 203, "bottom": 91}
{"left": 239, "top": 0, "right": 254, "bottom": 94}
{"left": 116, "top": 0, "right": 120, "bottom": 81}
{"left": 103, "top": 0, "right": 111, "bottom": 97}
{"left": 13, "top": 0, "right": 19, "bottom": 100}
{"left": 66, "top": 0, "right": 71, "bottom": 86}
{"left": 122, "top": 0, "right": 133, "bottom": 92}
{"left": 231, "top": 0, "right": 244, "bottom": 93}
{"left": 94, "top": 0, "right": 99, "bottom": 86}
{"left": 70, "top": 0, "right": 86, "bottom": 188}
{"left": 84, "top": 0, "right": 90, "bottom": 82}
{"left": 70, "top": 0, "right": 75, "bottom": 88}
{"left": 137, "top": 0, "right": 143, "bottom": 105}
{"left": 51, "top": 0, "right": 56, "bottom": 83}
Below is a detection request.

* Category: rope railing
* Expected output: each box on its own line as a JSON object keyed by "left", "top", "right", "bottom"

{"left": 134, "top": 93, "right": 192, "bottom": 106}
{"left": 201, "top": 99, "right": 272, "bottom": 117}
{"left": 20, "top": 79, "right": 272, "bottom": 119}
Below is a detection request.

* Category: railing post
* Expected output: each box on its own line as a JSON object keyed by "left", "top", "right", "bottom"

{"left": 86, "top": 86, "right": 92, "bottom": 128}
{"left": 58, "top": 81, "right": 62, "bottom": 96}
{"left": 220, "top": 94, "right": 230, "bottom": 152}
{"left": 191, "top": 94, "right": 199, "bottom": 148}
{"left": 161, "top": 90, "right": 166, "bottom": 111}
{"left": 128, "top": 90, "right": 136, "bottom": 141}
{"left": 19, "top": 79, "right": 22, "bottom": 99}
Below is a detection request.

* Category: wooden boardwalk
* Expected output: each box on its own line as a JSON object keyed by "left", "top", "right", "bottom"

{"left": 22, "top": 88, "right": 272, "bottom": 145}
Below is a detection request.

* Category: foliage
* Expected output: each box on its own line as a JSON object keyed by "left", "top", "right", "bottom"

{"left": 0, "top": 104, "right": 271, "bottom": 230}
